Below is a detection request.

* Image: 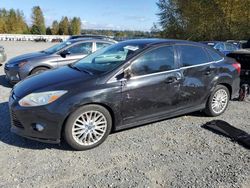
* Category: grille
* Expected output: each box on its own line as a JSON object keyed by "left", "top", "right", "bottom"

{"left": 11, "top": 111, "right": 24, "bottom": 129}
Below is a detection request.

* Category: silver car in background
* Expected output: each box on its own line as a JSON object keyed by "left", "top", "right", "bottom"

{"left": 0, "top": 45, "right": 7, "bottom": 66}
{"left": 4, "top": 38, "right": 116, "bottom": 84}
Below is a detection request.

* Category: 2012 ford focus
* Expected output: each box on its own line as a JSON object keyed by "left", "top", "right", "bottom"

{"left": 9, "top": 39, "right": 240, "bottom": 150}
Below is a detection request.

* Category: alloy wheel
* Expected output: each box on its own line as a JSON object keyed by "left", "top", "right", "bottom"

{"left": 72, "top": 110, "right": 107, "bottom": 146}
{"left": 211, "top": 89, "right": 228, "bottom": 114}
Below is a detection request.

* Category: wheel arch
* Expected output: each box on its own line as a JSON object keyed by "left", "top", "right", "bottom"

{"left": 29, "top": 65, "right": 51, "bottom": 75}
{"left": 217, "top": 83, "right": 232, "bottom": 99}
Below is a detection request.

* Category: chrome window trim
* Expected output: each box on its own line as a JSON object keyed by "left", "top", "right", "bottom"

{"left": 130, "top": 68, "right": 180, "bottom": 80}
{"left": 180, "top": 57, "right": 224, "bottom": 70}
{"left": 107, "top": 55, "right": 224, "bottom": 83}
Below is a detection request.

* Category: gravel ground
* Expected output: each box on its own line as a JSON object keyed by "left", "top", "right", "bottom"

{"left": 0, "top": 41, "right": 249, "bottom": 188}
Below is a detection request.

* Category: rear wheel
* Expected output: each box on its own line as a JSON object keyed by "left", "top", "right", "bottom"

{"left": 205, "top": 85, "right": 230, "bottom": 117}
{"left": 64, "top": 105, "right": 112, "bottom": 150}
{"left": 30, "top": 67, "right": 49, "bottom": 75}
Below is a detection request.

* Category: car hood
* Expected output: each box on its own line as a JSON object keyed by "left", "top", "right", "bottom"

{"left": 6, "top": 51, "right": 48, "bottom": 66}
{"left": 13, "top": 66, "right": 96, "bottom": 98}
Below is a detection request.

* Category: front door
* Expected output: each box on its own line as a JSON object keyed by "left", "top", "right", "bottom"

{"left": 121, "top": 45, "right": 182, "bottom": 125}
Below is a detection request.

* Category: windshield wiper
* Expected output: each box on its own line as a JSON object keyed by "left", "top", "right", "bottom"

{"left": 68, "top": 64, "right": 93, "bottom": 75}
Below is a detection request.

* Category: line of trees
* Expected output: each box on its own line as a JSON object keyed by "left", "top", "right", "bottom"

{"left": 0, "top": 6, "right": 82, "bottom": 35}
{"left": 81, "top": 29, "right": 152, "bottom": 39}
{"left": 155, "top": 0, "right": 250, "bottom": 41}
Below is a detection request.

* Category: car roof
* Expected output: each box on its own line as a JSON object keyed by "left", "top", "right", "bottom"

{"left": 118, "top": 38, "right": 210, "bottom": 48}
{"left": 67, "top": 38, "right": 117, "bottom": 43}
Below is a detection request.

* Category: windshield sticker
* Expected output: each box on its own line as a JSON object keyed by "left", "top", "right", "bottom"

{"left": 66, "top": 41, "right": 72, "bottom": 45}
{"left": 124, "top": 45, "right": 139, "bottom": 51}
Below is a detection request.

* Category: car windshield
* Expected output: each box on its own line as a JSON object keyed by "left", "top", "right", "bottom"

{"left": 42, "top": 41, "right": 72, "bottom": 54}
{"left": 72, "top": 42, "right": 146, "bottom": 74}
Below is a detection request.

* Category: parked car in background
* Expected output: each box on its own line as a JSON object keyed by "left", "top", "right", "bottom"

{"left": 0, "top": 45, "right": 7, "bottom": 65}
{"left": 226, "top": 40, "right": 247, "bottom": 49}
{"left": 51, "top": 38, "right": 63, "bottom": 43}
{"left": 227, "top": 40, "right": 250, "bottom": 84}
{"left": 9, "top": 39, "right": 240, "bottom": 150}
{"left": 201, "top": 41, "right": 239, "bottom": 55}
{"left": 68, "top": 34, "right": 116, "bottom": 42}
{"left": 4, "top": 38, "right": 116, "bottom": 84}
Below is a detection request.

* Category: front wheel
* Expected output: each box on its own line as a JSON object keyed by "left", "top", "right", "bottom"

{"left": 205, "top": 85, "right": 230, "bottom": 117}
{"left": 64, "top": 105, "right": 112, "bottom": 151}
{"left": 30, "top": 67, "right": 49, "bottom": 75}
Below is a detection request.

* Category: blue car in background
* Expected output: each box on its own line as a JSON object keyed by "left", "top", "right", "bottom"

{"left": 201, "top": 41, "right": 239, "bottom": 55}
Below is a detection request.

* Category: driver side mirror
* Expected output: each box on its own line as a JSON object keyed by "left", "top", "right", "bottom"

{"left": 60, "top": 50, "right": 71, "bottom": 58}
{"left": 116, "top": 67, "right": 132, "bottom": 80}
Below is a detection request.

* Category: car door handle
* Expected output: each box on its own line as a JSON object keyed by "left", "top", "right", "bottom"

{"left": 205, "top": 67, "right": 213, "bottom": 75}
{"left": 165, "top": 76, "right": 178, "bottom": 84}
{"left": 205, "top": 70, "right": 211, "bottom": 75}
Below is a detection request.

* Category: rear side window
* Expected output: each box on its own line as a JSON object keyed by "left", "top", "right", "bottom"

{"left": 96, "top": 42, "right": 111, "bottom": 50}
{"left": 178, "top": 45, "right": 210, "bottom": 67}
{"left": 131, "top": 46, "right": 175, "bottom": 76}
{"left": 206, "top": 48, "right": 223, "bottom": 61}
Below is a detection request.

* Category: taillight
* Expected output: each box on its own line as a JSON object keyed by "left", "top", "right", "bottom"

{"left": 232, "top": 62, "right": 241, "bottom": 75}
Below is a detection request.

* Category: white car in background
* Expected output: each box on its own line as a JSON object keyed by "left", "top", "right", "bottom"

{"left": 0, "top": 45, "right": 7, "bottom": 66}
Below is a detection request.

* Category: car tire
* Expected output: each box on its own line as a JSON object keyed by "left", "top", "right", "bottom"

{"left": 205, "top": 85, "right": 230, "bottom": 117}
{"left": 64, "top": 105, "right": 112, "bottom": 151}
{"left": 30, "top": 67, "right": 49, "bottom": 75}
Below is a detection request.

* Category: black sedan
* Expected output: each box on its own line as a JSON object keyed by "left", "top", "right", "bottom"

{"left": 9, "top": 39, "right": 240, "bottom": 150}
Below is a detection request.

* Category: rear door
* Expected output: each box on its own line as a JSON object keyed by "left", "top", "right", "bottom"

{"left": 176, "top": 45, "right": 216, "bottom": 109}
{"left": 57, "top": 42, "right": 93, "bottom": 66}
{"left": 121, "top": 45, "right": 183, "bottom": 125}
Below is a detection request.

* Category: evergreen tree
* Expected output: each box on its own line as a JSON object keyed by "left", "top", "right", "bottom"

{"left": 46, "top": 27, "right": 52, "bottom": 35}
{"left": 51, "top": 20, "right": 59, "bottom": 35}
{"left": 59, "top": 16, "right": 69, "bottom": 35}
{"left": 69, "top": 17, "right": 81, "bottom": 35}
{"left": 31, "top": 6, "right": 46, "bottom": 34}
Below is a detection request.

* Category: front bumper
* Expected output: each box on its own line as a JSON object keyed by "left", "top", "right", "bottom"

{"left": 9, "top": 93, "right": 65, "bottom": 144}
{"left": 4, "top": 65, "right": 21, "bottom": 83}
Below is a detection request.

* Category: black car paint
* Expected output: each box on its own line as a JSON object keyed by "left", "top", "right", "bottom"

{"left": 9, "top": 39, "right": 240, "bottom": 143}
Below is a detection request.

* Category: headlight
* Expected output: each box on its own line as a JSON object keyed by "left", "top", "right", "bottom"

{"left": 19, "top": 90, "right": 67, "bottom": 107}
{"left": 18, "top": 61, "right": 28, "bottom": 68}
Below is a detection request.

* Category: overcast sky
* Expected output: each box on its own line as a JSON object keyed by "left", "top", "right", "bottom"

{"left": 1, "top": 0, "right": 159, "bottom": 31}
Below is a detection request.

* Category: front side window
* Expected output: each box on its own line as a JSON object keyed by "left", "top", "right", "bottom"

{"left": 178, "top": 45, "right": 210, "bottom": 67}
{"left": 43, "top": 41, "right": 72, "bottom": 54}
{"left": 67, "top": 42, "right": 92, "bottom": 55}
{"left": 130, "top": 46, "right": 175, "bottom": 76}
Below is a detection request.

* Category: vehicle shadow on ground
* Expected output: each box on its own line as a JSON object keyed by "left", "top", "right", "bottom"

{"left": 0, "top": 75, "right": 12, "bottom": 88}
{"left": 0, "top": 102, "right": 73, "bottom": 151}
